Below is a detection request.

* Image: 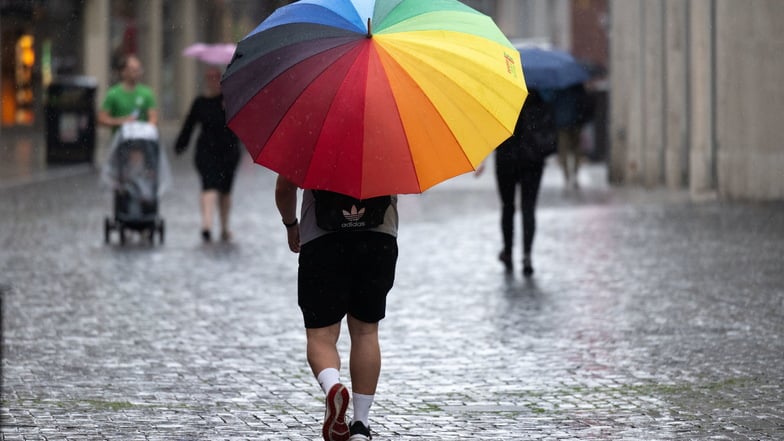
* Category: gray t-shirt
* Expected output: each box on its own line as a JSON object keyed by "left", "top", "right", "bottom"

{"left": 299, "top": 190, "right": 399, "bottom": 245}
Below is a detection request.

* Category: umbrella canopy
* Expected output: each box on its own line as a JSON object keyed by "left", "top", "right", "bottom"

{"left": 182, "top": 43, "right": 237, "bottom": 65}
{"left": 517, "top": 46, "right": 590, "bottom": 90}
{"left": 221, "top": 0, "right": 527, "bottom": 199}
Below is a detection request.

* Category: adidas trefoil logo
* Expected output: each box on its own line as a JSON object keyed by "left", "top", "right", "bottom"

{"left": 342, "top": 205, "right": 365, "bottom": 222}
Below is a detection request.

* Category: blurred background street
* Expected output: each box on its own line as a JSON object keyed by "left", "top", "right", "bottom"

{"left": 2, "top": 127, "right": 783, "bottom": 440}
{"left": 3, "top": 1, "right": 784, "bottom": 439}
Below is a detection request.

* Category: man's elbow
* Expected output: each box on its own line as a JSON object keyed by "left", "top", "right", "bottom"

{"left": 275, "top": 183, "right": 293, "bottom": 199}
{"left": 275, "top": 176, "right": 297, "bottom": 197}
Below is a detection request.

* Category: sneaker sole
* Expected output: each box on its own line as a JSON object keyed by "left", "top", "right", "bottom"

{"left": 349, "top": 429, "right": 372, "bottom": 440}
{"left": 323, "top": 384, "right": 350, "bottom": 441}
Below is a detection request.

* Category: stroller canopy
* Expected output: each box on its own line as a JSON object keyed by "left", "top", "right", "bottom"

{"left": 100, "top": 121, "right": 172, "bottom": 198}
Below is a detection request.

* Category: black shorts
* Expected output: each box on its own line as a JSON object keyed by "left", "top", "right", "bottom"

{"left": 298, "top": 232, "right": 398, "bottom": 329}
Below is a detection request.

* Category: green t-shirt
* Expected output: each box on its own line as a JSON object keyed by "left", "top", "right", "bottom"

{"left": 101, "top": 83, "right": 157, "bottom": 121}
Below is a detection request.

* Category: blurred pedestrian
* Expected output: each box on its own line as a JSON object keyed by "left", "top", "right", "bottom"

{"left": 275, "top": 176, "right": 399, "bottom": 441}
{"left": 175, "top": 66, "right": 241, "bottom": 242}
{"left": 548, "top": 83, "right": 590, "bottom": 188}
{"left": 478, "top": 90, "right": 556, "bottom": 276}
{"left": 98, "top": 54, "right": 158, "bottom": 129}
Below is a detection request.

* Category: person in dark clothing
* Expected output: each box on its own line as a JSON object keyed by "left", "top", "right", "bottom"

{"left": 175, "top": 67, "right": 241, "bottom": 242}
{"left": 478, "top": 90, "right": 556, "bottom": 276}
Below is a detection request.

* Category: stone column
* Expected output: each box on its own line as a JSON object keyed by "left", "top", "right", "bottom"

{"left": 641, "top": 0, "right": 665, "bottom": 186}
{"left": 83, "top": 0, "right": 111, "bottom": 165}
{"left": 608, "top": 0, "right": 644, "bottom": 184}
{"left": 715, "top": 0, "right": 784, "bottom": 199}
{"left": 83, "top": 0, "right": 111, "bottom": 100}
{"left": 664, "top": 0, "right": 688, "bottom": 189}
{"left": 552, "top": 0, "right": 572, "bottom": 50}
{"left": 688, "top": 0, "right": 716, "bottom": 197}
{"left": 172, "top": 0, "right": 200, "bottom": 119}
{"left": 495, "top": 0, "right": 524, "bottom": 39}
{"left": 137, "top": 0, "right": 163, "bottom": 105}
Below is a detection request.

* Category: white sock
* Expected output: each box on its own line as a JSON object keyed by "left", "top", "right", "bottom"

{"left": 317, "top": 368, "right": 340, "bottom": 395}
{"left": 352, "top": 392, "right": 374, "bottom": 426}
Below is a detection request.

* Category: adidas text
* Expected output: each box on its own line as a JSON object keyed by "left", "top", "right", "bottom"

{"left": 341, "top": 221, "right": 367, "bottom": 229}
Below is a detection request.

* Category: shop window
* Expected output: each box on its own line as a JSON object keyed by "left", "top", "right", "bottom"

{"left": 14, "top": 33, "right": 35, "bottom": 125}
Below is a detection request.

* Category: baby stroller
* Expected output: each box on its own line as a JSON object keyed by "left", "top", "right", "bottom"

{"left": 101, "top": 122, "right": 171, "bottom": 245}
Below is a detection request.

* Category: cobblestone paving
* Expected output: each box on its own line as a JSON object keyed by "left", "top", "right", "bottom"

{"left": 2, "top": 153, "right": 783, "bottom": 440}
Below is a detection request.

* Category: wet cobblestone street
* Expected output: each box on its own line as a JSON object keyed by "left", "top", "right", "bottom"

{"left": 2, "top": 135, "right": 784, "bottom": 440}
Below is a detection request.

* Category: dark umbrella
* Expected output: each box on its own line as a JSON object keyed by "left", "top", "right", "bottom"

{"left": 518, "top": 46, "right": 590, "bottom": 90}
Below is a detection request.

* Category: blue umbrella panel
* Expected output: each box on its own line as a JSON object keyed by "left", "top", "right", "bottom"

{"left": 518, "top": 47, "right": 590, "bottom": 90}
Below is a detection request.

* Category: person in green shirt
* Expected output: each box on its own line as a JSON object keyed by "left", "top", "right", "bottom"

{"left": 98, "top": 54, "right": 158, "bottom": 128}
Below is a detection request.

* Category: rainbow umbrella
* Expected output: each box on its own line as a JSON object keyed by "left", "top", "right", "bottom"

{"left": 222, "top": 0, "right": 527, "bottom": 199}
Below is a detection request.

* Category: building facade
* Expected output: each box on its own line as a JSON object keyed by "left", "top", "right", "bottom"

{"left": 2, "top": 0, "right": 588, "bottom": 130}
{"left": 1, "top": 0, "right": 284, "bottom": 130}
{"left": 4, "top": 0, "right": 616, "bottom": 180}
{"left": 609, "top": 0, "right": 784, "bottom": 200}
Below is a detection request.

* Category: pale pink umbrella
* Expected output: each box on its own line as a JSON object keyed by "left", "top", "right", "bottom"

{"left": 182, "top": 43, "right": 237, "bottom": 65}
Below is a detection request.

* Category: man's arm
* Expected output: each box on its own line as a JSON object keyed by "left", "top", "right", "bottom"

{"left": 98, "top": 109, "right": 132, "bottom": 128}
{"left": 275, "top": 174, "right": 300, "bottom": 253}
{"left": 146, "top": 108, "right": 159, "bottom": 126}
{"left": 144, "top": 87, "right": 159, "bottom": 125}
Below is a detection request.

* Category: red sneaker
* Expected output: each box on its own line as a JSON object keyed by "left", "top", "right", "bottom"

{"left": 323, "top": 383, "right": 350, "bottom": 441}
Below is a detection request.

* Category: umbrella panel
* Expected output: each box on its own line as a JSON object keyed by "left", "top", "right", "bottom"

{"left": 223, "top": 26, "right": 361, "bottom": 118}
{"left": 301, "top": 43, "right": 368, "bottom": 194}
{"left": 354, "top": 44, "right": 420, "bottom": 197}
{"left": 377, "top": 32, "right": 522, "bottom": 165}
{"left": 250, "top": 40, "right": 420, "bottom": 197}
{"left": 518, "top": 47, "right": 589, "bottom": 90}
{"left": 230, "top": 42, "right": 362, "bottom": 162}
{"left": 245, "top": 47, "right": 361, "bottom": 187}
{"left": 182, "top": 43, "right": 236, "bottom": 65}
{"left": 375, "top": 45, "right": 471, "bottom": 192}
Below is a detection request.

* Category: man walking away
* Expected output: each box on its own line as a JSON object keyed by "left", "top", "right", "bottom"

{"left": 275, "top": 176, "right": 399, "bottom": 441}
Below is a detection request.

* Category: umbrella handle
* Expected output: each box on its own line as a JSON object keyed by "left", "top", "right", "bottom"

{"left": 367, "top": 18, "right": 372, "bottom": 38}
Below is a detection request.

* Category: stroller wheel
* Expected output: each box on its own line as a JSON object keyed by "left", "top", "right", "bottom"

{"left": 158, "top": 219, "right": 165, "bottom": 244}
{"left": 104, "top": 217, "right": 112, "bottom": 244}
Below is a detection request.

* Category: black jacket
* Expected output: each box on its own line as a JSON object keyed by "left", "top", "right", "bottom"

{"left": 496, "top": 91, "right": 557, "bottom": 166}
